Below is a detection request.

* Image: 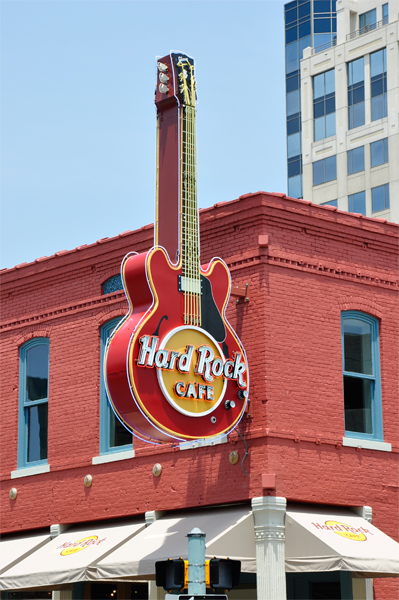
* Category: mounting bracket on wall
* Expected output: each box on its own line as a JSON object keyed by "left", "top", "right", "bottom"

{"left": 231, "top": 283, "right": 250, "bottom": 304}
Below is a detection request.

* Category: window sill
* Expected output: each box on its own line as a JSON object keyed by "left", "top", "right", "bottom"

{"left": 92, "top": 449, "right": 135, "bottom": 465}
{"left": 11, "top": 464, "right": 50, "bottom": 479}
{"left": 179, "top": 437, "right": 227, "bottom": 450}
{"left": 342, "top": 437, "right": 391, "bottom": 452}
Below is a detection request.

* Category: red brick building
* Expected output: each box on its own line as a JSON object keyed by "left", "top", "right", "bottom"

{"left": 1, "top": 192, "right": 398, "bottom": 600}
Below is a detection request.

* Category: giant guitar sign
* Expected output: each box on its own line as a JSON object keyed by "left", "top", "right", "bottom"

{"left": 104, "top": 52, "right": 249, "bottom": 443}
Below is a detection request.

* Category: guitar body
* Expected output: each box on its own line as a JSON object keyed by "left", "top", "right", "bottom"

{"left": 105, "top": 247, "right": 248, "bottom": 443}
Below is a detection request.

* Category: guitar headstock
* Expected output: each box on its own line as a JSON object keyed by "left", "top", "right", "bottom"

{"left": 155, "top": 52, "right": 196, "bottom": 108}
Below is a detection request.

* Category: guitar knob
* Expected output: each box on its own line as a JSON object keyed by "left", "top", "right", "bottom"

{"left": 224, "top": 400, "right": 236, "bottom": 410}
{"left": 237, "top": 390, "right": 248, "bottom": 400}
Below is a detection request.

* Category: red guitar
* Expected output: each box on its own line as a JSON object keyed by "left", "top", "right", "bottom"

{"left": 104, "top": 52, "right": 249, "bottom": 443}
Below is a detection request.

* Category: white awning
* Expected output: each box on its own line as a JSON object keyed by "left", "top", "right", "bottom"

{"left": 285, "top": 505, "right": 399, "bottom": 578}
{"left": 0, "top": 519, "right": 145, "bottom": 591}
{"left": 91, "top": 505, "right": 256, "bottom": 581}
{"left": 0, "top": 531, "right": 50, "bottom": 575}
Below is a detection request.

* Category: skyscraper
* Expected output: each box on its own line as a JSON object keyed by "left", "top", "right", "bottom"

{"left": 285, "top": 0, "right": 337, "bottom": 199}
{"left": 285, "top": 0, "right": 399, "bottom": 224}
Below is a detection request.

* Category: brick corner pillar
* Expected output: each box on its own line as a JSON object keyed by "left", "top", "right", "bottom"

{"left": 251, "top": 496, "right": 287, "bottom": 600}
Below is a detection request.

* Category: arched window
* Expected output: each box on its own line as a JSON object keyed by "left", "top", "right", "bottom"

{"left": 341, "top": 312, "right": 383, "bottom": 441}
{"left": 99, "top": 319, "right": 133, "bottom": 454}
{"left": 103, "top": 275, "right": 123, "bottom": 295}
{"left": 18, "top": 338, "right": 49, "bottom": 468}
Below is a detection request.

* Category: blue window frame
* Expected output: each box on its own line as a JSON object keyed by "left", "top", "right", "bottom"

{"left": 341, "top": 312, "right": 383, "bottom": 441}
{"left": 313, "top": 155, "right": 336, "bottom": 186}
{"left": 372, "top": 184, "right": 389, "bottom": 212}
{"left": 348, "top": 58, "right": 365, "bottom": 129}
{"left": 370, "top": 138, "right": 388, "bottom": 167}
{"left": 103, "top": 274, "right": 123, "bottom": 295}
{"left": 100, "top": 319, "right": 133, "bottom": 455}
{"left": 347, "top": 146, "right": 364, "bottom": 175}
{"left": 18, "top": 338, "right": 49, "bottom": 468}
{"left": 313, "top": 70, "right": 336, "bottom": 141}
{"left": 348, "top": 191, "right": 366, "bottom": 215}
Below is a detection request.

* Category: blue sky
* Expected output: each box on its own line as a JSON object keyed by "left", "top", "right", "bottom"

{"left": 1, "top": 0, "right": 287, "bottom": 270}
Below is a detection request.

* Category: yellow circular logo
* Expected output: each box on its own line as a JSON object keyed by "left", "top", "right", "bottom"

{"left": 325, "top": 521, "right": 367, "bottom": 541}
{"left": 59, "top": 536, "right": 100, "bottom": 556}
{"left": 157, "top": 326, "right": 227, "bottom": 416}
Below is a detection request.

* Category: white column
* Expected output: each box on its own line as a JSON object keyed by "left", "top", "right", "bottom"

{"left": 251, "top": 496, "right": 287, "bottom": 600}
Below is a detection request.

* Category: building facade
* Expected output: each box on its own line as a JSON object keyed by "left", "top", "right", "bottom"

{"left": 285, "top": 0, "right": 399, "bottom": 224}
{"left": 1, "top": 193, "right": 399, "bottom": 600}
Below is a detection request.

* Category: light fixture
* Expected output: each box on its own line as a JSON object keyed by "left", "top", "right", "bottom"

{"left": 229, "top": 451, "right": 239, "bottom": 465}
{"left": 153, "top": 463, "right": 162, "bottom": 477}
{"left": 9, "top": 487, "right": 17, "bottom": 500}
{"left": 84, "top": 474, "right": 93, "bottom": 487}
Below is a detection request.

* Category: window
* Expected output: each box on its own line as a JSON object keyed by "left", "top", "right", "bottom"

{"left": 321, "top": 199, "right": 337, "bottom": 207}
{"left": 287, "top": 90, "right": 300, "bottom": 116}
{"left": 18, "top": 339, "right": 49, "bottom": 468}
{"left": 313, "top": 156, "right": 336, "bottom": 186}
{"left": 347, "top": 146, "right": 364, "bottom": 175}
{"left": 286, "top": 42, "right": 299, "bottom": 75}
{"left": 372, "top": 184, "right": 389, "bottom": 212}
{"left": 348, "top": 191, "right": 366, "bottom": 215}
{"left": 100, "top": 319, "right": 133, "bottom": 455}
{"left": 103, "top": 274, "right": 123, "bottom": 295}
{"left": 359, "top": 9, "right": 376, "bottom": 32}
{"left": 341, "top": 312, "right": 383, "bottom": 441}
{"left": 288, "top": 174, "right": 302, "bottom": 198}
{"left": 382, "top": 3, "right": 388, "bottom": 23}
{"left": 370, "top": 138, "right": 388, "bottom": 167}
{"left": 313, "top": 70, "right": 335, "bottom": 141}
{"left": 371, "top": 49, "right": 387, "bottom": 121}
{"left": 348, "top": 58, "right": 365, "bottom": 129}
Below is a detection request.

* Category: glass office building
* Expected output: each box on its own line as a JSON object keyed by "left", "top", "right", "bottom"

{"left": 285, "top": 0, "right": 337, "bottom": 198}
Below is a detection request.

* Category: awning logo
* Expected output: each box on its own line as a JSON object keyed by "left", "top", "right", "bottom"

{"left": 57, "top": 535, "right": 107, "bottom": 555}
{"left": 311, "top": 520, "right": 372, "bottom": 541}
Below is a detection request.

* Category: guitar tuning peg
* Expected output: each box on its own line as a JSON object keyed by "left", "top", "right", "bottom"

{"left": 159, "top": 83, "right": 169, "bottom": 94}
{"left": 157, "top": 62, "right": 168, "bottom": 72}
{"left": 159, "top": 73, "right": 169, "bottom": 83}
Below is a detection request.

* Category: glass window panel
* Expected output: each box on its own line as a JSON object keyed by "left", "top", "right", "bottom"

{"left": 313, "top": 160, "right": 325, "bottom": 186}
{"left": 321, "top": 199, "right": 338, "bottom": 207}
{"left": 325, "top": 155, "right": 336, "bottom": 181}
{"left": 26, "top": 345, "right": 49, "bottom": 402}
{"left": 325, "top": 70, "right": 335, "bottom": 95}
{"left": 288, "top": 174, "right": 302, "bottom": 198}
{"left": 299, "top": 35, "right": 311, "bottom": 59}
{"left": 109, "top": 410, "right": 133, "bottom": 448}
{"left": 313, "top": 73, "right": 325, "bottom": 99}
{"left": 286, "top": 72, "right": 299, "bottom": 92}
{"left": 298, "top": 2, "right": 310, "bottom": 18}
{"left": 344, "top": 319, "right": 372, "bottom": 374}
{"left": 325, "top": 96, "right": 335, "bottom": 114}
{"left": 370, "top": 138, "right": 388, "bottom": 167}
{"left": 285, "top": 0, "right": 297, "bottom": 11}
{"left": 344, "top": 376, "right": 373, "bottom": 434}
{"left": 286, "top": 42, "right": 299, "bottom": 74}
{"left": 287, "top": 132, "right": 301, "bottom": 158}
{"left": 313, "top": 99, "right": 325, "bottom": 118}
{"left": 351, "top": 146, "right": 364, "bottom": 173}
{"left": 349, "top": 58, "right": 364, "bottom": 85}
{"left": 286, "top": 26, "right": 298, "bottom": 44}
{"left": 352, "top": 84, "right": 364, "bottom": 104}
{"left": 371, "top": 77, "right": 384, "bottom": 98}
{"left": 350, "top": 102, "right": 365, "bottom": 129}
{"left": 314, "top": 0, "right": 331, "bottom": 13}
{"left": 349, "top": 191, "right": 366, "bottom": 215}
{"left": 299, "top": 20, "right": 311, "bottom": 38}
{"left": 287, "top": 115, "right": 300, "bottom": 135}
{"left": 372, "top": 184, "right": 389, "bottom": 212}
{"left": 370, "top": 49, "right": 384, "bottom": 77}
{"left": 288, "top": 158, "right": 301, "bottom": 178}
{"left": 287, "top": 90, "right": 300, "bottom": 116}
{"left": 332, "top": 16, "right": 337, "bottom": 31}
{"left": 103, "top": 274, "right": 123, "bottom": 294}
{"left": 314, "top": 18, "right": 332, "bottom": 33}
{"left": 314, "top": 117, "right": 326, "bottom": 141}
{"left": 383, "top": 3, "right": 388, "bottom": 21}
{"left": 285, "top": 6, "right": 298, "bottom": 25}
{"left": 314, "top": 33, "right": 333, "bottom": 48}
{"left": 325, "top": 112, "right": 336, "bottom": 137}
{"left": 27, "top": 404, "right": 48, "bottom": 462}
{"left": 371, "top": 95, "right": 385, "bottom": 121}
